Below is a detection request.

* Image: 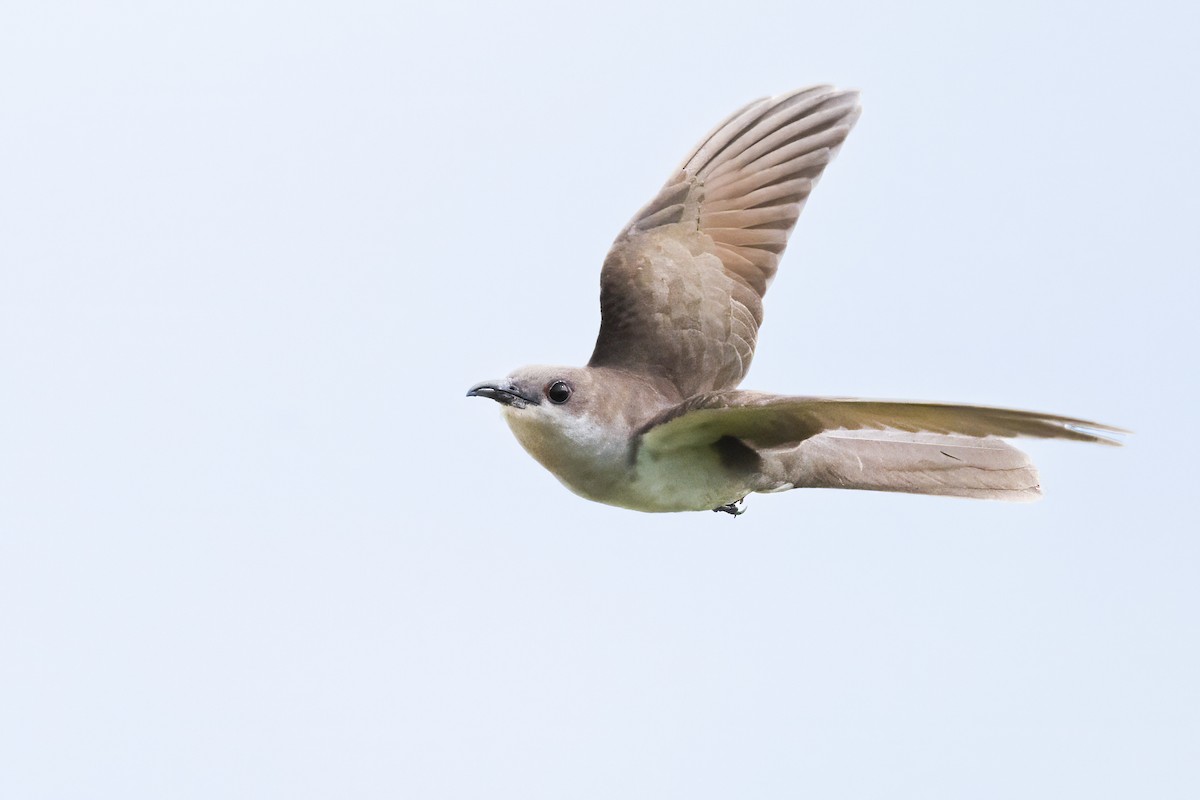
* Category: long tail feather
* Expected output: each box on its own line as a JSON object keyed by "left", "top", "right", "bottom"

{"left": 763, "top": 430, "right": 1043, "bottom": 501}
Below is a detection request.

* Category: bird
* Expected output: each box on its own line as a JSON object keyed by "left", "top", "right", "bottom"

{"left": 468, "top": 85, "right": 1124, "bottom": 515}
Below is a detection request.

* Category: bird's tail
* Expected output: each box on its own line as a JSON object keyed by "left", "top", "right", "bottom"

{"left": 761, "top": 430, "right": 1042, "bottom": 501}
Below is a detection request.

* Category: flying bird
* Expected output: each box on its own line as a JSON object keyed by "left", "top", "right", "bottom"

{"left": 468, "top": 86, "right": 1123, "bottom": 515}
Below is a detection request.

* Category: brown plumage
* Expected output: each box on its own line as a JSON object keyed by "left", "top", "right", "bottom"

{"left": 590, "top": 87, "right": 861, "bottom": 396}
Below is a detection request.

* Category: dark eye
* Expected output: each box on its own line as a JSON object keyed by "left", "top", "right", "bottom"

{"left": 546, "top": 380, "right": 572, "bottom": 404}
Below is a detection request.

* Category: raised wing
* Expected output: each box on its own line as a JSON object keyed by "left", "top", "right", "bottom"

{"left": 639, "top": 392, "right": 1127, "bottom": 455}
{"left": 588, "top": 87, "right": 861, "bottom": 397}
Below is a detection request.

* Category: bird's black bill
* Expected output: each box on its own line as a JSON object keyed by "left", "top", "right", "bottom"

{"left": 467, "top": 382, "right": 540, "bottom": 409}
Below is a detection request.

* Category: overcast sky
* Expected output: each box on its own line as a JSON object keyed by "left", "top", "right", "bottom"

{"left": 2, "top": 1, "right": 1197, "bottom": 798}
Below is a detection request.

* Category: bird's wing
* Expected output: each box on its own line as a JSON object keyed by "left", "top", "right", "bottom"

{"left": 638, "top": 392, "right": 1127, "bottom": 455}
{"left": 587, "top": 87, "right": 861, "bottom": 396}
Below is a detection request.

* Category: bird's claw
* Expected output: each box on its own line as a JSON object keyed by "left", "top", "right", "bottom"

{"left": 712, "top": 498, "right": 747, "bottom": 516}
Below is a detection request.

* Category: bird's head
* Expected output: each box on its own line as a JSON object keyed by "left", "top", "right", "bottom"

{"left": 467, "top": 365, "right": 633, "bottom": 478}
{"left": 467, "top": 365, "right": 594, "bottom": 421}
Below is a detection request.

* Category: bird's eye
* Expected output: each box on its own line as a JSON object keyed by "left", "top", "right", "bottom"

{"left": 546, "top": 380, "right": 573, "bottom": 404}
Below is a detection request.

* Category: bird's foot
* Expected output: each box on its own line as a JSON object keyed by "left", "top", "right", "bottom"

{"left": 712, "top": 498, "right": 747, "bottom": 517}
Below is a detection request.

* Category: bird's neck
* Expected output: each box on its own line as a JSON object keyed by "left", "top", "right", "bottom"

{"left": 502, "top": 407, "right": 631, "bottom": 502}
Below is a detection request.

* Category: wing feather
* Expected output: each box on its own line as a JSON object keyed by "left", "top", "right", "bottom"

{"left": 640, "top": 392, "right": 1128, "bottom": 455}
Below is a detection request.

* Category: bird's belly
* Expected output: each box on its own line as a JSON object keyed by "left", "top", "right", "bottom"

{"left": 612, "top": 448, "right": 753, "bottom": 513}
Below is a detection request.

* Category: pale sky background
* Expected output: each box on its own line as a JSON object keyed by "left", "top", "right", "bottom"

{"left": 2, "top": 1, "right": 1197, "bottom": 798}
